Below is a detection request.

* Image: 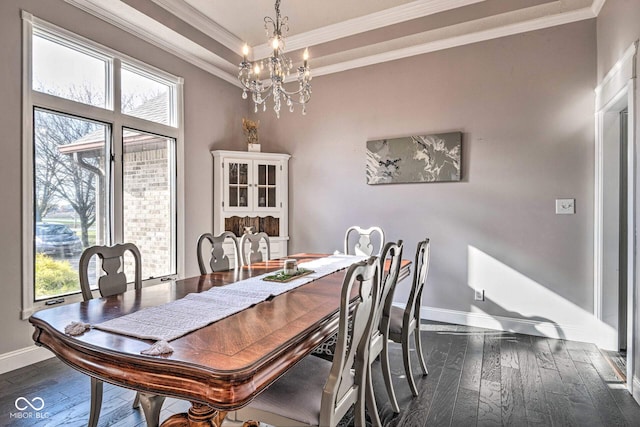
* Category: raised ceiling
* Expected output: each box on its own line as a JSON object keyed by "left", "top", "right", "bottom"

{"left": 65, "top": 0, "right": 606, "bottom": 87}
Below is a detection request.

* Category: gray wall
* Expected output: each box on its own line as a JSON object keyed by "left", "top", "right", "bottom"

{"left": 259, "top": 21, "right": 597, "bottom": 333}
{"left": 0, "top": 0, "right": 246, "bottom": 355}
{"left": 597, "top": 0, "right": 640, "bottom": 400}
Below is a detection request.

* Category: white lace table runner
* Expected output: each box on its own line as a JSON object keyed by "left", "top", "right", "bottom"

{"left": 94, "top": 254, "right": 367, "bottom": 342}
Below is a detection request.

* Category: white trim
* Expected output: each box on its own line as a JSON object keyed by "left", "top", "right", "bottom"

{"left": 64, "top": 0, "right": 240, "bottom": 88}
{"left": 626, "top": 78, "right": 637, "bottom": 394}
{"left": 591, "top": 0, "right": 608, "bottom": 15}
{"left": 150, "top": 0, "right": 244, "bottom": 54}
{"left": 62, "top": 0, "right": 599, "bottom": 85}
{"left": 593, "top": 41, "right": 638, "bottom": 394}
{"left": 21, "top": 12, "right": 35, "bottom": 321}
{"left": 596, "top": 42, "right": 638, "bottom": 111}
{"left": 252, "top": 0, "right": 487, "bottom": 59}
{"left": 412, "top": 304, "right": 615, "bottom": 349}
{"left": 312, "top": 6, "right": 595, "bottom": 78}
{"left": 0, "top": 346, "right": 54, "bottom": 375}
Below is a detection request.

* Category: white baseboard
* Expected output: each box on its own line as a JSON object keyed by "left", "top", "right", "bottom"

{"left": 404, "top": 304, "right": 617, "bottom": 349}
{"left": 0, "top": 345, "right": 54, "bottom": 375}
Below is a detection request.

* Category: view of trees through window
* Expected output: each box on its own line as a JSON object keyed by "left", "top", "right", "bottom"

{"left": 30, "top": 28, "right": 178, "bottom": 301}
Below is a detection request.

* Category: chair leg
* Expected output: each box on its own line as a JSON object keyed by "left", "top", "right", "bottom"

{"left": 365, "top": 363, "right": 382, "bottom": 427}
{"left": 381, "top": 338, "right": 400, "bottom": 413}
{"left": 402, "top": 330, "right": 418, "bottom": 397}
{"left": 88, "top": 377, "right": 103, "bottom": 427}
{"left": 138, "top": 393, "right": 166, "bottom": 427}
{"left": 414, "top": 324, "right": 428, "bottom": 376}
{"left": 132, "top": 391, "right": 141, "bottom": 409}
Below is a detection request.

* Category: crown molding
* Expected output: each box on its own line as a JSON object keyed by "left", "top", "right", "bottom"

{"left": 65, "top": 0, "right": 240, "bottom": 87}
{"left": 150, "top": 0, "right": 244, "bottom": 53}
{"left": 311, "top": 6, "right": 596, "bottom": 78}
{"left": 253, "top": 0, "right": 487, "bottom": 59}
{"left": 64, "top": 0, "right": 602, "bottom": 90}
{"left": 591, "top": 0, "right": 607, "bottom": 15}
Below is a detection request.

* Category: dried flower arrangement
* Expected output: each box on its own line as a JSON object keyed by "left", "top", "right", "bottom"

{"left": 242, "top": 118, "right": 259, "bottom": 145}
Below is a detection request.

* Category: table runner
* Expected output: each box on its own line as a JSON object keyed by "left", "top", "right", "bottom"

{"left": 94, "top": 254, "right": 367, "bottom": 342}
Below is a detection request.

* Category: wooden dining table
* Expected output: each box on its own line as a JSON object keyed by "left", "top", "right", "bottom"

{"left": 29, "top": 253, "right": 411, "bottom": 426}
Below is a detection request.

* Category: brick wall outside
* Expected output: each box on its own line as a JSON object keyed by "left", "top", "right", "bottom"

{"left": 123, "top": 145, "right": 172, "bottom": 279}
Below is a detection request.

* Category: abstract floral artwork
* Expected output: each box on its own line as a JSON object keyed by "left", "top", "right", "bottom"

{"left": 366, "top": 132, "right": 461, "bottom": 184}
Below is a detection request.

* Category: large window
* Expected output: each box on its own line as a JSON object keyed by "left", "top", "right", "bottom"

{"left": 22, "top": 13, "right": 183, "bottom": 313}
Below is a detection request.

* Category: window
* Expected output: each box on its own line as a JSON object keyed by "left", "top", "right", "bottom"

{"left": 22, "top": 13, "right": 183, "bottom": 315}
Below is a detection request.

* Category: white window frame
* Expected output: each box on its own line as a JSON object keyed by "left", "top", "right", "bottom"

{"left": 21, "top": 11, "right": 185, "bottom": 318}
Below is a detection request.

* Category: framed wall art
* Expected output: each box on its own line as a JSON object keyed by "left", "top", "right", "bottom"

{"left": 366, "top": 132, "right": 461, "bottom": 184}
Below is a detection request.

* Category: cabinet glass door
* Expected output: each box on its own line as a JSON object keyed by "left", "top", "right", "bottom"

{"left": 255, "top": 161, "right": 278, "bottom": 209}
{"left": 225, "top": 159, "right": 251, "bottom": 209}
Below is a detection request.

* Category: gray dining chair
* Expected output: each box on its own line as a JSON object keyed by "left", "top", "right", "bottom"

{"left": 196, "top": 231, "right": 241, "bottom": 274}
{"left": 366, "top": 240, "right": 404, "bottom": 421}
{"left": 235, "top": 256, "right": 380, "bottom": 427}
{"left": 384, "top": 238, "right": 430, "bottom": 396}
{"left": 344, "top": 225, "right": 385, "bottom": 256}
{"left": 311, "top": 241, "right": 404, "bottom": 425}
{"left": 79, "top": 243, "right": 165, "bottom": 427}
{"left": 239, "top": 231, "right": 271, "bottom": 266}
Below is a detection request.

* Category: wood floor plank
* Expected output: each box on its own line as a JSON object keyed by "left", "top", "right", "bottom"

{"left": 568, "top": 349, "right": 592, "bottom": 364}
{"left": 500, "top": 338, "right": 520, "bottom": 369}
{"left": 451, "top": 387, "right": 479, "bottom": 427}
{"left": 538, "top": 366, "right": 565, "bottom": 395}
{"left": 545, "top": 391, "right": 578, "bottom": 427}
{"left": 481, "top": 335, "right": 501, "bottom": 383}
{"left": 460, "top": 333, "right": 484, "bottom": 392}
{"left": 531, "top": 336, "right": 557, "bottom": 370}
{"left": 554, "top": 353, "right": 583, "bottom": 386}
{"left": 516, "top": 342, "right": 548, "bottom": 415}
{"left": 609, "top": 385, "right": 640, "bottom": 426}
{"left": 425, "top": 367, "right": 461, "bottom": 426}
{"left": 526, "top": 408, "right": 552, "bottom": 426}
{"left": 501, "top": 366, "right": 527, "bottom": 426}
{"left": 574, "top": 361, "right": 628, "bottom": 426}
{"left": 477, "top": 379, "right": 501, "bottom": 426}
{"left": 548, "top": 339, "right": 572, "bottom": 360}
{"left": 444, "top": 333, "right": 468, "bottom": 371}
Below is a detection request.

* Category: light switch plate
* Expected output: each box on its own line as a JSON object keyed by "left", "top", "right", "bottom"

{"left": 556, "top": 198, "right": 575, "bottom": 214}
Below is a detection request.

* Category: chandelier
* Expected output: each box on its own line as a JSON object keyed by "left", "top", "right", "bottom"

{"left": 238, "top": 0, "right": 312, "bottom": 118}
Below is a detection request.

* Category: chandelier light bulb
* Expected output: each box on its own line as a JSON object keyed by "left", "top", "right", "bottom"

{"left": 242, "top": 44, "right": 249, "bottom": 61}
{"left": 254, "top": 64, "right": 261, "bottom": 75}
{"left": 272, "top": 38, "right": 279, "bottom": 50}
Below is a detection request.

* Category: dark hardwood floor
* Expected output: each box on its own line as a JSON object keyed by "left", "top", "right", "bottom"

{"left": 2, "top": 321, "right": 640, "bottom": 426}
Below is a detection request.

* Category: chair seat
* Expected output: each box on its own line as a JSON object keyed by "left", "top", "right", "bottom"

{"left": 388, "top": 305, "right": 404, "bottom": 335}
{"left": 249, "top": 355, "right": 354, "bottom": 425}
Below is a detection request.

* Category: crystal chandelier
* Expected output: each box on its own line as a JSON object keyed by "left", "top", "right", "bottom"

{"left": 238, "top": 0, "right": 312, "bottom": 118}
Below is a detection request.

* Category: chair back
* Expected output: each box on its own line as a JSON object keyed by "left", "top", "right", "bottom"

{"left": 344, "top": 226, "right": 385, "bottom": 256}
{"left": 320, "top": 256, "right": 380, "bottom": 427}
{"left": 404, "top": 239, "right": 430, "bottom": 326}
{"left": 372, "top": 241, "right": 403, "bottom": 348}
{"left": 239, "top": 232, "right": 271, "bottom": 266}
{"left": 197, "top": 232, "right": 240, "bottom": 274}
{"left": 79, "top": 243, "right": 142, "bottom": 301}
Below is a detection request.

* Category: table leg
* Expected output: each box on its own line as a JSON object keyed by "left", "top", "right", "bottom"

{"left": 161, "top": 402, "right": 227, "bottom": 427}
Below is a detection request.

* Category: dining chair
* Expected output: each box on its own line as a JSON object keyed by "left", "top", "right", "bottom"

{"left": 344, "top": 225, "right": 385, "bottom": 256}
{"left": 239, "top": 231, "right": 271, "bottom": 266}
{"left": 366, "top": 240, "right": 404, "bottom": 421}
{"left": 79, "top": 243, "right": 165, "bottom": 427}
{"left": 311, "top": 241, "right": 404, "bottom": 423}
{"left": 196, "top": 231, "right": 241, "bottom": 274}
{"left": 235, "top": 256, "right": 380, "bottom": 427}
{"left": 384, "top": 238, "right": 430, "bottom": 396}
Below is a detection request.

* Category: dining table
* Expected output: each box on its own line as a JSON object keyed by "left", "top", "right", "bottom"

{"left": 29, "top": 253, "right": 411, "bottom": 426}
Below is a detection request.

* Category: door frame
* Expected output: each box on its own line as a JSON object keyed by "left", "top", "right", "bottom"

{"left": 594, "top": 41, "right": 637, "bottom": 392}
